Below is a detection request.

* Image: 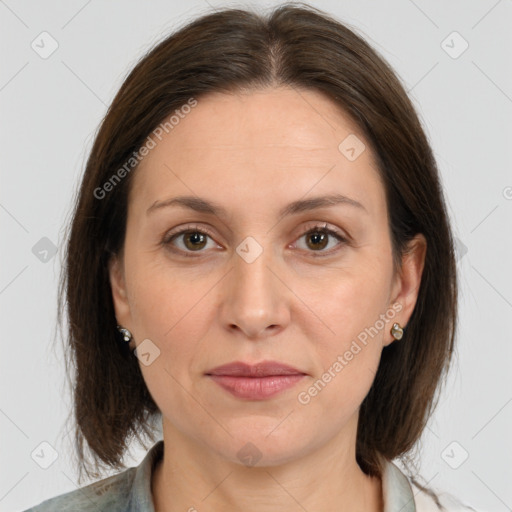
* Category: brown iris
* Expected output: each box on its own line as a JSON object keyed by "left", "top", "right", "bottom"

{"left": 305, "top": 230, "right": 328, "bottom": 251}
{"left": 183, "top": 231, "right": 208, "bottom": 251}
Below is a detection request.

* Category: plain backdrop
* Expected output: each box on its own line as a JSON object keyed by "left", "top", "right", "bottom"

{"left": 1, "top": 1, "right": 511, "bottom": 511}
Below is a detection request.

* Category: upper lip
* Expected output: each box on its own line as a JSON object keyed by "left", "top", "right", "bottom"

{"left": 206, "top": 361, "right": 306, "bottom": 377}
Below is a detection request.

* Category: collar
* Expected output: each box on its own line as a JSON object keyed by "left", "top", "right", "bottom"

{"left": 128, "top": 441, "right": 416, "bottom": 511}
{"left": 379, "top": 453, "right": 417, "bottom": 511}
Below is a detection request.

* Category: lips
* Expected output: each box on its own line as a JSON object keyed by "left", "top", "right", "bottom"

{"left": 205, "top": 361, "right": 307, "bottom": 400}
{"left": 206, "top": 360, "right": 306, "bottom": 377}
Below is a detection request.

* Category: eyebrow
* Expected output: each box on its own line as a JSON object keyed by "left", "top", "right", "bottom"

{"left": 146, "top": 193, "right": 367, "bottom": 218}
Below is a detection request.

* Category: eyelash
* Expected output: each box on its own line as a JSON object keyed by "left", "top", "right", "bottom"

{"left": 161, "top": 223, "right": 347, "bottom": 258}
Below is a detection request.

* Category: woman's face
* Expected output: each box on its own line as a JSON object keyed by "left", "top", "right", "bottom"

{"left": 109, "top": 86, "right": 425, "bottom": 467}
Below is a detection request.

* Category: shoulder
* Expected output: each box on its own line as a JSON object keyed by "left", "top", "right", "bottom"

{"left": 23, "top": 439, "right": 164, "bottom": 512}
{"left": 21, "top": 467, "right": 136, "bottom": 512}
{"left": 411, "top": 480, "right": 479, "bottom": 512}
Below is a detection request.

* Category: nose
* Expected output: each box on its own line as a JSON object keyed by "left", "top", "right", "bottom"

{"left": 218, "top": 240, "right": 291, "bottom": 340}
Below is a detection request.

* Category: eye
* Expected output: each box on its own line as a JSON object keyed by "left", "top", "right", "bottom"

{"left": 162, "top": 224, "right": 220, "bottom": 257}
{"left": 162, "top": 222, "right": 347, "bottom": 258}
{"left": 294, "top": 223, "right": 347, "bottom": 257}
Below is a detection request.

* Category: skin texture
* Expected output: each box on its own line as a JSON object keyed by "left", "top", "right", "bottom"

{"left": 109, "top": 86, "right": 426, "bottom": 512}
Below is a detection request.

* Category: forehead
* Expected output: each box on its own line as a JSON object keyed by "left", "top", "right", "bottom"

{"left": 130, "top": 87, "right": 385, "bottom": 219}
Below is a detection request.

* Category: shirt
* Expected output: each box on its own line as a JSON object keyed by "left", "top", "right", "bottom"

{"left": 23, "top": 440, "right": 475, "bottom": 512}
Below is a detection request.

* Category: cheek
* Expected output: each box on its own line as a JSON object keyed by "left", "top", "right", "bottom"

{"left": 126, "top": 261, "right": 215, "bottom": 416}
{"left": 293, "top": 260, "right": 391, "bottom": 403}
{"left": 295, "top": 280, "right": 386, "bottom": 421}
{"left": 303, "top": 260, "right": 392, "bottom": 346}
{"left": 125, "top": 256, "right": 218, "bottom": 366}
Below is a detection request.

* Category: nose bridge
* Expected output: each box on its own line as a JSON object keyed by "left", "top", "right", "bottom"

{"left": 220, "top": 235, "right": 289, "bottom": 338}
{"left": 236, "top": 239, "right": 273, "bottom": 298}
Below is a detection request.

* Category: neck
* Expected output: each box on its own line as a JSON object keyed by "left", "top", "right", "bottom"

{"left": 151, "top": 419, "right": 383, "bottom": 512}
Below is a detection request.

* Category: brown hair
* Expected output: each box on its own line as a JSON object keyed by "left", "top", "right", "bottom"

{"left": 57, "top": 1, "right": 457, "bottom": 495}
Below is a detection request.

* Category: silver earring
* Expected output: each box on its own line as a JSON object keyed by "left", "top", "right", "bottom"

{"left": 390, "top": 322, "right": 404, "bottom": 340}
{"left": 117, "top": 325, "right": 132, "bottom": 343}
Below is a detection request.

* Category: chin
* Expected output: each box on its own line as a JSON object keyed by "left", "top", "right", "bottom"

{"left": 209, "top": 430, "right": 315, "bottom": 468}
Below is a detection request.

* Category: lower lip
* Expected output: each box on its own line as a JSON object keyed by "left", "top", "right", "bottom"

{"left": 207, "top": 374, "right": 305, "bottom": 400}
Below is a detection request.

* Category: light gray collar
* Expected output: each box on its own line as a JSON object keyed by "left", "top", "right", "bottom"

{"left": 381, "top": 457, "right": 417, "bottom": 512}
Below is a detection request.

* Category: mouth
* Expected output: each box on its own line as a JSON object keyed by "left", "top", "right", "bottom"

{"left": 205, "top": 361, "right": 307, "bottom": 400}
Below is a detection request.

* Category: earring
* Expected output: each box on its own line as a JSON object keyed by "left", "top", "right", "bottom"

{"left": 117, "top": 325, "right": 133, "bottom": 343}
{"left": 390, "top": 322, "right": 404, "bottom": 340}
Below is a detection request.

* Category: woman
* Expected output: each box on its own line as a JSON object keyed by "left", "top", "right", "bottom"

{"left": 24, "top": 3, "right": 475, "bottom": 511}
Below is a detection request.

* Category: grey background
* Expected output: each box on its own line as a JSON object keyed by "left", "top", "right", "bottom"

{"left": 1, "top": 0, "right": 511, "bottom": 511}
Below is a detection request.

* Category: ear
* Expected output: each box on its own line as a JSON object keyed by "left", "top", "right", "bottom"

{"left": 384, "top": 233, "right": 427, "bottom": 347}
{"left": 108, "top": 253, "right": 133, "bottom": 331}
